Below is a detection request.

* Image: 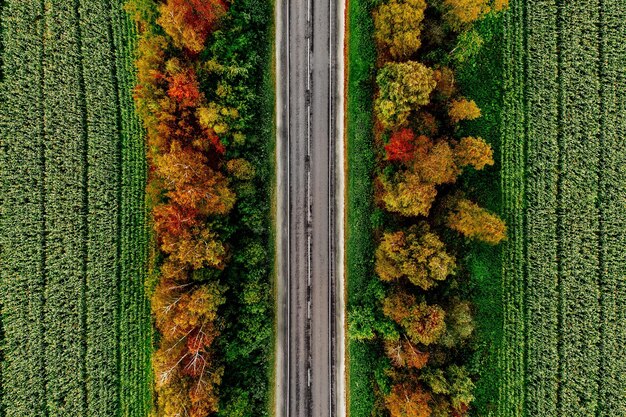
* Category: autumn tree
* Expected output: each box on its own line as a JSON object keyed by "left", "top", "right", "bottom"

{"left": 153, "top": 202, "right": 200, "bottom": 239}
{"left": 133, "top": 34, "right": 168, "bottom": 140}
{"left": 422, "top": 366, "right": 474, "bottom": 416}
{"left": 161, "top": 226, "right": 229, "bottom": 270}
{"left": 151, "top": 280, "right": 225, "bottom": 416}
{"left": 385, "top": 129, "right": 417, "bottom": 163}
{"left": 433, "top": 67, "right": 457, "bottom": 99}
{"left": 404, "top": 301, "right": 447, "bottom": 346}
{"left": 197, "top": 102, "right": 239, "bottom": 136}
{"left": 158, "top": 0, "right": 227, "bottom": 53}
{"left": 446, "top": 198, "right": 506, "bottom": 244}
{"left": 227, "top": 158, "right": 256, "bottom": 180}
{"left": 152, "top": 340, "right": 223, "bottom": 417}
{"left": 381, "top": 135, "right": 482, "bottom": 216}
{"left": 492, "top": 0, "right": 510, "bottom": 12}
{"left": 380, "top": 171, "right": 438, "bottom": 217}
{"left": 412, "top": 138, "right": 459, "bottom": 185}
{"left": 442, "top": 0, "right": 491, "bottom": 30}
{"left": 449, "top": 98, "right": 481, "bottom": 123}
{"left": 386, "top": 383, "right": 432, "bottom": 417}
{"left": 382, "top": 290, "right": 416, "bottom": 324}
{"left": 152, "top": 279, "right": 224, "bottom": 341}
{"left": 452, "top": 29, "right": 484, "bottom": 64}
{"left": 447, "top": 365, "right": 474, "bottom": 411}
{"left": 453, "top": 136, "right": 493, "bottom": 170}
{"left": 385, "top": 339, "right": 430, "bottom": 369}
{"left": 374, "top": 0, "right": 427, "bottom": 60}
{"left": 440, "top": 300, "right": 474, "bottom": 348}
{"left": 188, "top": 366, "right": 223, "bottom": 417}
{"left": 376, "top": 223, "right": 456, "bottom": 290}
{"left": 383, "top": 291, "right": 447, "bottom": 346}
{"left": 167, "top": 66, "right": 202, "bottom": 108}
{"left": 375, "top": 61, "right": 436, "bottom": 129}
{"left": 155, "top": 141, "right": 236, "bottom": 216}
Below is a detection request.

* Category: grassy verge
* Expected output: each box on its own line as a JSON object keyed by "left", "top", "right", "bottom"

{"left": 454, "top": 14, "right": 506, "bottom": 417}
{"left": 345, "top": 0, "right": 380, "bottom": 414}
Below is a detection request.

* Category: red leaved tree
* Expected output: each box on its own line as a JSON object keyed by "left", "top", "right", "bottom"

{"left": 386, "top": 128, "right": 417, "bottom": 163}
{"left": 167, "top": 67, "right": 202, "bottom": 108}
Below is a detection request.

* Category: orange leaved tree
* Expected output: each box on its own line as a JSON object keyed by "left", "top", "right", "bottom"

{"left": 375, "top": 223, "right": 456, "bottom": 290}
{"left": 446, "top": 198, "right": 506, "bottom": 244}
{"left": 158, "top": 0, "right": 227, "bottom": 53}
{"left": 385, "top": 383, "right": 432, "bottom": 417}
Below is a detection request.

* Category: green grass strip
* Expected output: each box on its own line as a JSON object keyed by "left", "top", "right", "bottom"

{"left": 110, "top": 0, "right": 152, "bottom": 415}
{"left": 455, "top": 14, "right": 505, "bottom": 417}
{"left": 345, "top": 0, "right": 378, "bottom": 414}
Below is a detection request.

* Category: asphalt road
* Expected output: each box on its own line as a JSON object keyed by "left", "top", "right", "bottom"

{"left": 275, "top": 0, "right": 343, "bottom": 413}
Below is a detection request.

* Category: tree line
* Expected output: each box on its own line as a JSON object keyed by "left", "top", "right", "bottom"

{"left": 126, "top": 0, "right": 274, "bottom": 415}
{"left": 349, "top": 0, "right": 508, "bottom": 415}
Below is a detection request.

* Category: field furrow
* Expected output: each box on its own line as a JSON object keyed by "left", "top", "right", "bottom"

{"left": 523, "top": 0, "right": 560, "bottom": 415}
{"left": 77, "top": 0, "right": 121, "bottom": 415}
{"left": 42, "top": 0, "right": 88, "bottom": 415}
{"left": 597, "top": 0, "right": 626, "bottom": 415}
{"left": 557, "top": 0, "right": 601, "bottom": 415}
{"left": 110, "top": 0, "right": 151, "bottom": 413}
{"left": 0, "top": 2, "right": 47, "bottom": 416}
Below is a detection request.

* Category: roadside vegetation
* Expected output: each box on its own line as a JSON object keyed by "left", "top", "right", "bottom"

{"left": 0, "top": 1, "right": 150, "bottom": 416}
{"left": 345, "top": 0, "right": 378, "bottom": 413}
{"left": 126, "top": 0, "right": 274, "bottom": 415}
{"left": 346, "top": 0, "right": 508, "bottom": 415}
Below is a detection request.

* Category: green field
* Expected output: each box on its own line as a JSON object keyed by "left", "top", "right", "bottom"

{"left": 462, "top": 0, "right": 626, "bottom": 415}
{"left": 0, "top": 1, "right": 150, "bottom": 416}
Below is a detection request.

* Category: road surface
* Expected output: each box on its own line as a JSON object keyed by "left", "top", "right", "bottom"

{"left": 275, "top": 0, "right": 345, "bottom": 413}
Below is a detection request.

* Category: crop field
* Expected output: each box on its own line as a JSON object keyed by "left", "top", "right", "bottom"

{"left": 0, "top": 1, "right": 150, "bottom": 416}
{"left": 492, "top": 0, "right": 626, "bottom": 415}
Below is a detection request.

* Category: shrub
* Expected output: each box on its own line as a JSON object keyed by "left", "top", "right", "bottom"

{"left": 446, "top": 198, "right": 507, "bottom": 244}
{"left": 449, "top": 98, "right": 481, "bottom": 123}
{"left": 454, "top": 136, "right": 494, "bottom": 170}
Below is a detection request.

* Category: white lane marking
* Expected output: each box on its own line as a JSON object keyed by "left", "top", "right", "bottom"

{"left": 328, "top": 0, "right": 335, "bottom": 413}
{"left": 335, "top": 0, "right": 347, "bottom": 412}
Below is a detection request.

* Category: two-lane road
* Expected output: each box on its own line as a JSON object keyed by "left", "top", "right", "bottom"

{"left": 275, "top": 0, "right": 344, "bottom": 413}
